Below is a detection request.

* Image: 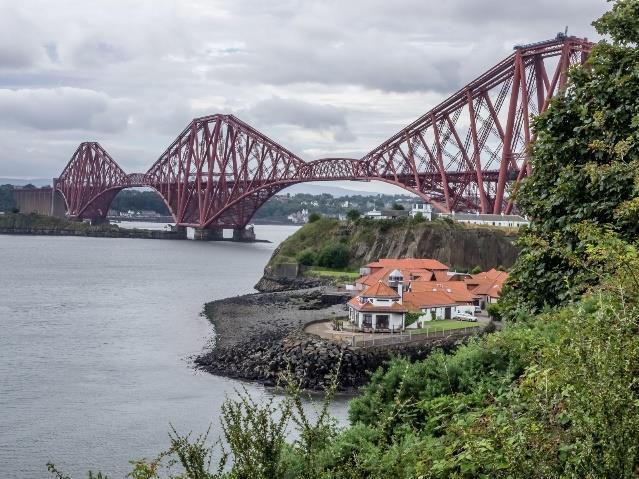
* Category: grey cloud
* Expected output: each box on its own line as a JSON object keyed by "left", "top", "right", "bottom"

{"left": 0, "top": 0, "right": 609, "bottom": 180}
{"left": 0, "top": 87, "right": 131, "bottom": 133}
{"left": 245, "top": 97, "right": 356, "bottom": 142}
{"left": 0, "top": 8, "right": 44, "bottom": 69}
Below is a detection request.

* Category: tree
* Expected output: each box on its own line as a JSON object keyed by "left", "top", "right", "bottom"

{"left": 316, "top": 243, "right": 349, "bottom": 269}
{"left": 0, "top": 185, "right": 16, "bottom": 212}
{"left": 296, "top": 249, "right": 316, "bottom": 266}
{"left": 470, "top": 265, "right": 482, "bottom": 275}
{"left": 391, "top": 203, "right": 405, "bottom": 210}
{"left": 346, "top": 209, "right": 361, "bottom": 221}
{"left": 412, "top": 212, "right": 425, "bottom": 223}
{"left": 501, "top": 1, "right": 639, "bottom": 316}
{"left": 486, "top": 303, "right": 502, "bottom": 321}
{"left": 308, "top": 212, "right": 321, "bottom": 223}
{"left": 404, "top": 311, "right": 421, "bottom": 327}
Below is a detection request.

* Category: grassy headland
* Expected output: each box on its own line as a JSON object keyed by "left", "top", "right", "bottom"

{"left": 266, "top": 216, "right": 520, "bottom": 278}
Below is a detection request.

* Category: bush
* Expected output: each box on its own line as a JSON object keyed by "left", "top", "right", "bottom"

{"left": 486, "top": 303, "right": 502, "bottom": 321}
{"left": 404, "top": 311, "right": 421, "bottom": 327}
{"left": 346, "top": 209, "right": 361, "bottom": 221}
{"left": 296, "top": 249, "right": 316, "bottom": 266}
{"left": 412, "top": 212, "right": 425, "bottom": 223}
{"left": 470, "top": 265, "right": 482, "bottom": 275}
{"left": 316, "top": 243, "right": 349, "bottom": 269}
{"left": 308, "top": 212, "right": 321, "bottom": 223}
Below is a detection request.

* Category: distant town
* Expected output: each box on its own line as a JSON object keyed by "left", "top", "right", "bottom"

{"left": 0, "top": 184, "right": 528, "bottom": 228}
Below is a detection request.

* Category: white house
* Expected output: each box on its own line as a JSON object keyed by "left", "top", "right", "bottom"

{"left": 410, "top": 203, "right": 433, "bottom": 220}
{"left": 363, "top": 209, "right": 410, "bottom": 220}
{"left": 437, "top": 212, "right": 529, "bottom": 228}
{"left": 347, "top": 277, "right": 407, "bottom": 332}
{"left": 348, "top": 263, "right": 479, "bottom": 332}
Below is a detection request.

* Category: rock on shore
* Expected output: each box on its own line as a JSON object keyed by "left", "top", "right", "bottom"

{"left": 195, "top": 288, "right": 471, "bottom": 392}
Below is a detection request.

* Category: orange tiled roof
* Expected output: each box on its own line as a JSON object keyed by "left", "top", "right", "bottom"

{"left": 347, "top": 296, "right": 407, "bottom": 312}
{"left": 410, "top": 281, "right": 477, "bottom": 303}
{"left": 366, "top": 258, "right": 449, "bottom": 271}
{"left": 402, "top": 290, "right": 458, "bottom": 310}
{"left": 433, "top": 270, "right": 449, "bottom": 282}
{"left": 361, "top": 281, "right": 400, "bottom": 298}
{"left": 466, "top": 269, "right": 508, "bottom": 299}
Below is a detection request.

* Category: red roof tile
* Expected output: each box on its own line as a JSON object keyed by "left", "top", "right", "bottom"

{"left": 366, "top": 258, "right": 449, "bottom": 271}
{"left": 361, "top": 281, "right": 400, "bottom": 298}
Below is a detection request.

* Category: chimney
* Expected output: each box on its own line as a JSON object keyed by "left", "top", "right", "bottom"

{"left": 397, "top": 282, "right": 403, "bottom": 304}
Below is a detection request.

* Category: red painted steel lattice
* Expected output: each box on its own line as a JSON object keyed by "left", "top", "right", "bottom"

{"left": 54, "top": 35, "right": 592, "bottom": 228}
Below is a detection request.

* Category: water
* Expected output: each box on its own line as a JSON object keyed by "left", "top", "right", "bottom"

{"left": 0, "top": 225, "right": 349, "bottom": 478}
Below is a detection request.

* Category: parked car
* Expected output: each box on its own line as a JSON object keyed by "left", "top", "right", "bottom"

{"left": 474, "top": 305, "right": 482, "bottom": 313}
{"left": 455, "top": 312, "right": 477, "bottom": 322}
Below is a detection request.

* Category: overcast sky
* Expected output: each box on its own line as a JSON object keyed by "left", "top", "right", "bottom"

{"left": 0, "top": 0, "right": 608, "bottom": 192}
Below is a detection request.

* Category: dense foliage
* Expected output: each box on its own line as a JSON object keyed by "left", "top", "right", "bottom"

{"left": 56, "top": 279, "right": 639, "bottom": 478}
{"left": 253, "top": 192, "right": 414, "bottom": 223}
{"left": 0, "top": 184, "right": 17, "bottom": 212}
{"left": 110, "top": 190, "right": 170, "bottom": 215}
{"left": 501, "top": 0, "right": 639, "bottom": 314}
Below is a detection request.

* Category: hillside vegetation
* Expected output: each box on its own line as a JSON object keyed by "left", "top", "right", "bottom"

{"left": 267, "top": 216, "right": 519, "bottom": 274}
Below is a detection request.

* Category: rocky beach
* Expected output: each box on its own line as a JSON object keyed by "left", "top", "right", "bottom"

{"left": 195, "top": 287, "right": 481, "bottom": 391}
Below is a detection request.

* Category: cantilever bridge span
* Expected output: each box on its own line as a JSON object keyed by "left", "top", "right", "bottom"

{"left": 53, "top": 35, "right": 592, "bottom": 230}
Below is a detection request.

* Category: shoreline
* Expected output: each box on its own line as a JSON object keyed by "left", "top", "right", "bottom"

{"left": 195, "top": 287, "right": 482, "bottom": 392}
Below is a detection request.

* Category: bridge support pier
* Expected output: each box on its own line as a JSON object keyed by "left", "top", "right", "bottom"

{"left": 189, "top": 227, "right": 223, "bottom": 241}
{"left": 233, "top": 225, "right": 256, "bottom": 242}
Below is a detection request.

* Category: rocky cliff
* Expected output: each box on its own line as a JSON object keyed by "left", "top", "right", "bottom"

{"left": 258, "top": 218, "right": 520, "bottom": 291}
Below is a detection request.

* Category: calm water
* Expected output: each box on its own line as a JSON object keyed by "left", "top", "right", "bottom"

{"left": 0, "top": 226, "right": 348, "bottom": 478}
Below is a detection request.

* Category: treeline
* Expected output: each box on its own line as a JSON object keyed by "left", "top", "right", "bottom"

{"left": 110, "top": 190, "right": 170, "bottom": 215}
{"left": 0, "top": 185, "right": 17, "bottom": 212}
{"left": 253, "top": 192, "right": 414, "bottom": 221}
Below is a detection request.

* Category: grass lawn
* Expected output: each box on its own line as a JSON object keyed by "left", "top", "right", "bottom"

{"left": 410, "top": 320, "right": 480, "bottom": 334}
{"left": 306, "top": 267, "right": 360, "bottom": 280}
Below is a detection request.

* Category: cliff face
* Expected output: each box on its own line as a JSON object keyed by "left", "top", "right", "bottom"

{"left": 348, "top": 223, "right": 519, "bottom": 271}
{"left": 260, "top": 218, "right": 519, "bottom": 290}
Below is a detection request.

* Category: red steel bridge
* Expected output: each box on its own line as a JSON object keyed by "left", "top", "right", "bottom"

{"left": 53, "top": 34, "right": 592, "bottom": 233}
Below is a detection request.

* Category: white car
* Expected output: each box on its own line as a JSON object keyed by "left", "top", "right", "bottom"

{"left": 455, "top": 312, "right": 478, "bottom": 322}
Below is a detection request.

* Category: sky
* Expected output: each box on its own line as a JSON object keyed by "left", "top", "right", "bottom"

{"left": 0, "top": 0, "right": 608, "bottom": 193}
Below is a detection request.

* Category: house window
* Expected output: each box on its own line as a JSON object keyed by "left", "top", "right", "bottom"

{"left": 363, "top": 314, "right": 373, "bottom": 327}
{"left": 376, "top": 315, "right": 389, "bottom": 329}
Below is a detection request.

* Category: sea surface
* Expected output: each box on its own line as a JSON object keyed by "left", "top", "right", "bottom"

{"left": 0, "top": 225, "right": 349, "bottom": 478}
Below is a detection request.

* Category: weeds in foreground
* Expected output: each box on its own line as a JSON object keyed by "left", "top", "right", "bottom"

{"left": 47, "top": 353, "right": 343, "bottom": 479}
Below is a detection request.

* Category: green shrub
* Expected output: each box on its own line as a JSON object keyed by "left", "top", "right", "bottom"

{"left": 470, "top": 265, "right": 482, "bottom": 275}
{"left": 308, "top": 212, "right": 321, "bottom": 223}
{"left": 486, "top": 303, "right": 502, "bottom": 321}
{"left": 316, "top": 243, "right": 349, "bottom": 269}
{"left": 346, "top": 209, "right": 361, "bottom": 221}
{"left": 412, "top": 212, "right": 425, "bottom": 223}
{"left": 296, "top": 249, "right": 316, "bottom": 266}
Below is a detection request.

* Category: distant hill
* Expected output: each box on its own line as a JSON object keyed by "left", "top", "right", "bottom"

{"left": 0, "top": 178, "right": 52, "bottom": 187}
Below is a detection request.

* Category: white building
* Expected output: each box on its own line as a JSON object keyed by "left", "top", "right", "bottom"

{"left": 287, "top": 209, "right": 309, "bottom": 224}
{"left": 410, "top": 203, "right": 433, "bottom": 220}
{"left": 347, "top": 277, "right": 407, "bottom": 332}
{"left": 348, "top": 265, "right": 479, "bottom": 332}
{"left": 363, "top": 209, "right": 410, "bottom": 220}
{"left": 437, "top": 212, "right": 529, "bottom": 228}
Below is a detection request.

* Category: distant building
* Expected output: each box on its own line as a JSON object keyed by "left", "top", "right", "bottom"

{"left": 410, "top": 203, "right": 432, "bottom": 220}
{"left": 363, "top": 209, "right": 410, "bottom": 220}
{"left": 287, "top": 209, "right": 309, "bottom": 224}
{"left": 437, "top": 212, "right": 528, "bottom": 228}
